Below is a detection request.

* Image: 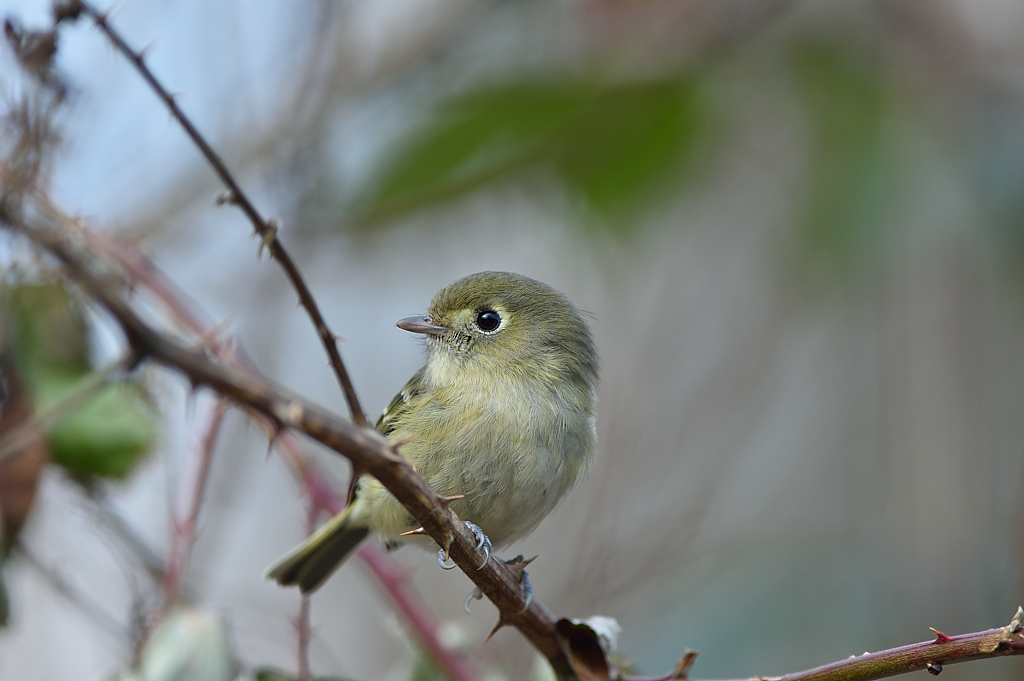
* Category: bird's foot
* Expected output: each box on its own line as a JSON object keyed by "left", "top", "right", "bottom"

{"left": 463, "top": 554, "right": 536, "bottom": 614}
{"left": 464, "top": 521, "right": 492, "bottom": 568}
{"left": 464, "top": 587, "right": 483, "bottom": 614}
{"left": 436, "top": 521, "right": 492, "bottom": 570}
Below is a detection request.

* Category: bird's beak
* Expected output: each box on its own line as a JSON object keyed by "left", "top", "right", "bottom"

{"left": 396, "top": 315, "right": 449, "bottom": 336}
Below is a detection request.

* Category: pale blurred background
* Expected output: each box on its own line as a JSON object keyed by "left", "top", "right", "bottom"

{"left": 1, "top": 1, "right": 1023, "bottom": 680}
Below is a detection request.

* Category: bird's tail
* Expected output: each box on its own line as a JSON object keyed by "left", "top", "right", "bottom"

{"left": 266, "top": 504, "right": 370, "bottom": 593}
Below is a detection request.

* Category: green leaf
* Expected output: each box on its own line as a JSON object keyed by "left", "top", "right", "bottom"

{"left": 4, "top": 281, "right": 156, "bottom": 480}
{"left": 353, "top": 77, "right": 708, "bottom": 227}
{"left": 791, "top": 41, "right": 891, "bottom": 272}
{"left": 555, "top": 79, "right": 706, "bottom": 220}
{"left": 6, "top": 282, "right": 90, "bottom": 381}
{"left": 46, "top": 378, "right": 156, "bottom": 480}
{"left": 357, "top": 82, "right": 594, "bottom": 222}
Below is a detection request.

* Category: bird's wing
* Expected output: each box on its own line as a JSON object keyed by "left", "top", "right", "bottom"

{"left": 375, "top": 366, "right": 427, "bottom": 437}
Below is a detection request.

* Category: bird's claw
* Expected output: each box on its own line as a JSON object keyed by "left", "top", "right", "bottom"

{"left": 436, "top": 522, "right": 491, "bottom": 571}
{"left": 463, "top": 521, "right": 492, "bottom": 568}
{"left": 464, "top": 587, "right": 483, "bottom": 614}
{"left": 437, "top": 549, "right": 457, "bottom": 570}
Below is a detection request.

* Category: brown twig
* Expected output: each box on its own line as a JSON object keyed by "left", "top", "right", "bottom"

{"left": 623, "top": 614, "right": 1024, "bottom": 681}
{"left": 78, "top": 229, "right": 479, "bottom": 681}
{"left": 68, "top": 0, "right": 367, "bottom": 427}
{"left": 5, "top": 215, "right": 565, "bottom": 677}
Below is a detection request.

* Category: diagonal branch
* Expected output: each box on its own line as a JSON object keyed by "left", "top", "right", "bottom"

{"left": 60, "top": 0, "right": 367, "bottom": 427}
{"left": 623, "top": 614, "right": 1024, "bottom": 681}
{"left": 1, "top": 214, "right": 578, "bottom": 680}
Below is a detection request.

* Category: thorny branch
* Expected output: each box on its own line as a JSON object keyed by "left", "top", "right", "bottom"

{"left": 75, "top": 227, "right": 480, "bottom": 681}
{"left": 0, "top": 212, "right": 578, "bottom": 680}
{"left": 162, "top": 396, "right": 228, "bottom": 605}
{"left": 622, "top": 612, "right": 1024, "bottom": 681}
{"left": 82, "top": 229, "right": 481, "bottom": 681}
{"left": 5, "top": 4, "right": 1024, "bottom": 681}
{"left": 58, "top": 0, "right": 368, "bottom": 428}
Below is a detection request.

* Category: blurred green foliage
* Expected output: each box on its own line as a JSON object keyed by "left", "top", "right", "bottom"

{"left": 791, "top": 40, "right": 891, "bottom": 273}
{"left": 4, "top": 282, "right": 155, "bottom": 480}
{"left": 352, "top": 77, "right": 709, "bottom": 230}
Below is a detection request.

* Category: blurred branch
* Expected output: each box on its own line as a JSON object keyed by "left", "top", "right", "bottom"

{"left": 87, "top": 229, "right": 480, "bottom": 681}
{"left": 13, "top": 540, "right": 130, "bottom": 641}
{"left": 65, "top": 0, "right": 368, "bottom": 428}
{"left": 295, "top": 503, "right": 317, "bottom": 681}
{"left": 82, "top": 484, "right": 167, "bottom": 582}
{"left": 0, "top": 212, "right": 573, "bottom": 679}
{"left": 356, "top": 542, "right": 481, "bottom": 681}
{"left": 162, "top": 396, "right": 228, "bottom": 605}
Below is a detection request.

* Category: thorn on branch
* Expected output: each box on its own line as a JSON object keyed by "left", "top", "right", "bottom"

{"left": 1008, "top": 606, "right": 1024, "bottom": 633}
{"left": 487, "top": 612, "right": 512, "bottom": 641}
{"left": 399, "top": 527, "right": 425, "bottom": 537}
{"left": 257, "top": 220, "right": 279, "bottom": 259}
{"left": 265, "top": 428, "right": 285, "bottom": 460}
{"left": 215, "top": 190, "right": 238, "bottom": 206}
{"left": 437, "top": 494, "right": 465, "bottom": 509}
{"left": 670, "top": 650, "right": 699, "bottom": 680}
{"left": 390, "top": 437, "right": 413, "bottom": 453}
{"left": 929, "top": 627, "right": 952, "bottom": 643}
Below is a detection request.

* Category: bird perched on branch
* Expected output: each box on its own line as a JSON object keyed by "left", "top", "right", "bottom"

{"left": 267, "top": 271, "right": 598, "bottom": 593}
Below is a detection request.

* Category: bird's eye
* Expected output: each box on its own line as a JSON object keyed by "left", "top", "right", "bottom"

{"left": 476, "top": 310, "right": 501, "bottom": 332}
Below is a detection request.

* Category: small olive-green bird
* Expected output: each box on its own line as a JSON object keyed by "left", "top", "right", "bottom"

{"left": 267, "top": 271, "right": 598, "bottom": 593}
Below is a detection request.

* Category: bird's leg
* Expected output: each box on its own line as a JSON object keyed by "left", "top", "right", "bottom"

{"left": 436, "top": 521, "right": 492, "bottom": 570}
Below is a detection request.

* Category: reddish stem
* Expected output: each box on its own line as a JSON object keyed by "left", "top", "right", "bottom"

{"left": 82, "top": 232, "right": 479, "bottom": 681}
{"left": 162, "top": 396, "right": 227, "bottom": 603}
